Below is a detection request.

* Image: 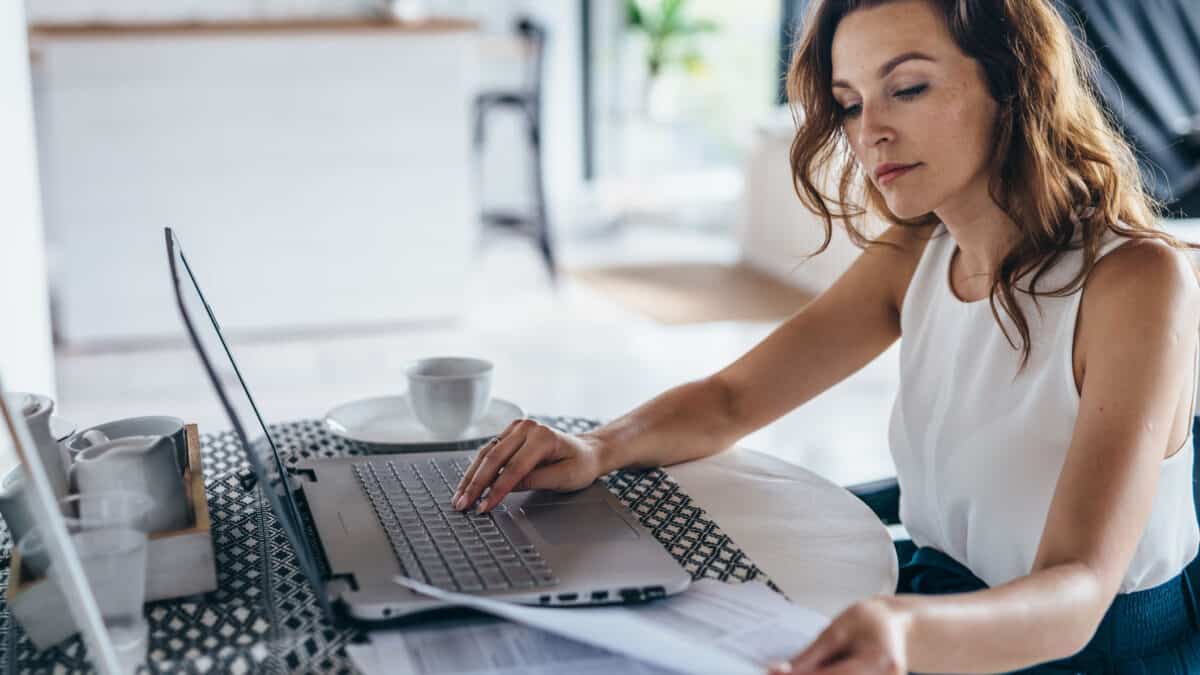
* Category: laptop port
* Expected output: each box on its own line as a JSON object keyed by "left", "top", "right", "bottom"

{"left": 619, "top": 588, "right": 643, "bottom": 602}
{"left": 591, "top": 591, "right": 609, "bottom": 602}
{"left": 539, "top": 595, "right": 551, "bottom": 604}
{"left": 643, "top": 586, "right": 666, "bottom": 600}
{"left": 557, "top": 593, "right": 578, "bottom": 602}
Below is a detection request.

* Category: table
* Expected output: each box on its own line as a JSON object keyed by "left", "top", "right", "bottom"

{"left": 0, "top": 417, "right": 895, "bottom": 673}
{"left": 669, "top": 445, "right": 898, "bottom": 617}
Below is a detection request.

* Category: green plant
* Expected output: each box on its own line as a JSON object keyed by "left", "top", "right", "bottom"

{"left": 625, "top": 0, "right": 719, "bottom": 80}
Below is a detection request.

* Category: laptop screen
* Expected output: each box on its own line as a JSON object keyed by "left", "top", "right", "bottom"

{"left": 164, "top": 228, "right": 330, "bottom": 615}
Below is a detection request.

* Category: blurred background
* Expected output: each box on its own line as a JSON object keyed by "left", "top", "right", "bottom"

{"left": 3, "top": 0, "right": 1198, "bottom": 487}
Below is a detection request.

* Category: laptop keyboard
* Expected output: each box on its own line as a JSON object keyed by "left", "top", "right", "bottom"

{"left": 353, "top": 457, "right": 559, "bottom": 593}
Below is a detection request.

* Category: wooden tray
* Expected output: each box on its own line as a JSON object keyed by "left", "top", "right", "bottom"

{"left": 6, "top": 423, "right": 217, "bottom": 650}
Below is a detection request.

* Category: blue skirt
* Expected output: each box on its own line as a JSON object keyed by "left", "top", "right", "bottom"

{"left": 895, "top": 544, "right": 1200, "bottom": 674}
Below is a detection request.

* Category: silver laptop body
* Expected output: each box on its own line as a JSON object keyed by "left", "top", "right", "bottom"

{"left": 165, "top": 228, "right": 690, "bottom": 621}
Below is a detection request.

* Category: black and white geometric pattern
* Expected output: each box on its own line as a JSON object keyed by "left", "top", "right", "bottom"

{"left": 0, "top": 417, "right": 775, "bottom": 674}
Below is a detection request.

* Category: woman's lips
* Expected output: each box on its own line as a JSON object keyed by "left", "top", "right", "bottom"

{"left": 878, "top": 163, "right": 919, "bottom": 186}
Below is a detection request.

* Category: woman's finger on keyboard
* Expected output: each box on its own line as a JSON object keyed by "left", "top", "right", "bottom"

{"left": 477, "top": 424, "right": 560, "bottom": 512}
{"left": 455, "top": 419, "right": 531, "bottom": 510}
{"left": 454, "top": 419, "right": 520, "bottom": 503}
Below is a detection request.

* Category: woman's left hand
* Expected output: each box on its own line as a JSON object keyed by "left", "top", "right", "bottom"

{"left": 769, "top": 598, "right": 910, "bottom": 674}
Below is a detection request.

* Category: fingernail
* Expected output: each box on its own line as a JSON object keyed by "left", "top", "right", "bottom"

{"left": 453, "top": 495, "right": 465, "bottom": 510}
{"left": 475, "top": 501, "right": 487, "bottom": 514}
{"left": 768, "top": 664, "right": 792, "bottom": 674}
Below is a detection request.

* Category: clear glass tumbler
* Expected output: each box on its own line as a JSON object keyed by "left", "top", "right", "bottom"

{"left": 19, "top": 491, "right": 154, "bottom": 673}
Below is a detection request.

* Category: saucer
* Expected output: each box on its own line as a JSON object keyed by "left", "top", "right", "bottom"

{"left": 323, "top": 395, "right": 525, "bottom": 451}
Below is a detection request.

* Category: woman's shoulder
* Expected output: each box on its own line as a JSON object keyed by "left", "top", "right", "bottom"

{"left": 1085, "top": 236, "right": 1199, "bottom": 303}
{"left": 1078, "top": 236, "right": 1200, "bottom": 351}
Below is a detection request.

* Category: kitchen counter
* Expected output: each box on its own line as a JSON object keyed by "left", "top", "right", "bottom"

{"left": 28, "top": 16, "right": 477, "bottom": 39}
{"left": 31, "top": 14, "right": 483, "bottom": 345}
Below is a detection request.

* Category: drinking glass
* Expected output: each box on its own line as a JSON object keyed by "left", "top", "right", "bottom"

{"left": 19, "top": 491, "right": 153, "bottom": 673}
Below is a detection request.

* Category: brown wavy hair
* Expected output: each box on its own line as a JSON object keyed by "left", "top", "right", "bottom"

{"left": 787, "top": 0, "right": 1197, "bottom": 367}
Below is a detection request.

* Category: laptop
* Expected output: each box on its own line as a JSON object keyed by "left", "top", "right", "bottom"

{"left": 164, "top": 228, "right": 690, "bottom": 621}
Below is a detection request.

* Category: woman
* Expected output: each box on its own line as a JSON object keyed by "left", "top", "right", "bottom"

{"left": 453, "top": 0, "right": 1200, "bottom": 671}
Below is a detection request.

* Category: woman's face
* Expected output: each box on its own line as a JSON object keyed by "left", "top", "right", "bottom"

{"left": 830, "top": 0, "right": 999, "bottom": 220}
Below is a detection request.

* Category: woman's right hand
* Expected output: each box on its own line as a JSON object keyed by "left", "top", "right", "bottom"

{"left": 451, "top": 419, "right": 606, "bottom": 513}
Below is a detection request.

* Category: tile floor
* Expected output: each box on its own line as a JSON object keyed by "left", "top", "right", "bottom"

{"left": 52, "top": 223, "right": 899, "bottom": 488}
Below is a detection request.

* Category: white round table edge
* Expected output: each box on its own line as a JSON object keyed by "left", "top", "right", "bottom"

{"left": 667, "top": 444, "right": 899, "bottom": 617}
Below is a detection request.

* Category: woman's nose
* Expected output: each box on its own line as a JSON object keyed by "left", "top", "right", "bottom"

{"left": 857, "top": 101, "right": 894, "bottom": 148}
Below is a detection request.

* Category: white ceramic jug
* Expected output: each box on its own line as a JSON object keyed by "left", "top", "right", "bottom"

{"left": 4, "top": 393, "right": 70, "bottom": 513}
{"left": 68, "top": 435, "right": 190, "bottom": 533}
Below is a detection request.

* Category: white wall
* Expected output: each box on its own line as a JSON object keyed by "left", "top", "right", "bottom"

{"left": 0, "top": 0, "right": 56, "bottom": 399}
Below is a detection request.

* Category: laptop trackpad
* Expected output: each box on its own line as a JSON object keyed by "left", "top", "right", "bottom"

{"left": 519, "top": 502, "right": 639, "bottom": 544}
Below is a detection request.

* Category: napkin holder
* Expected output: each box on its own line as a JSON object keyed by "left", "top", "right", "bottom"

{"left": 6, "top": 424, "right": 217, "bottom": 650}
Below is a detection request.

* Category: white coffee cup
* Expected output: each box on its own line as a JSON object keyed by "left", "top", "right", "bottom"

{"left": 405, "top": 357, "right": 494, "bottom": 439}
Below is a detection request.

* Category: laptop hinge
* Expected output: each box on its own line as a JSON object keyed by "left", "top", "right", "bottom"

{"left": 288, "top": 467, "right": 317, "bottom": 483}
{"left": 237, "top": 466, "right": 316, "bottom": 490}
{"left": 327, "top": 572, "right": 359, "bottom": 595}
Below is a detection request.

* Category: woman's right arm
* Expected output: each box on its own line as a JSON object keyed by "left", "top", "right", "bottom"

{"left": 595, "top": 223, "right": 925, "bottom": 469}
{"left": 454, "top": 225, "right": 927, "bottom": 513}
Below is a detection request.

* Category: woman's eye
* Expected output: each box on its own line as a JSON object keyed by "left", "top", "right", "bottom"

{"left": 895, "top": 84, "right": 928, "bottom": 100}
{"left": 838, "top": 84, "right": 925, "bottom": 119}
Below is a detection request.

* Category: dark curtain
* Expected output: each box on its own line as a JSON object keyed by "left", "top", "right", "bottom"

{"left": 776, "top": 0, "right": 809, "bottom": 104}
{"left": 1059, "top": 0, "right": 1200, "bottom": 217}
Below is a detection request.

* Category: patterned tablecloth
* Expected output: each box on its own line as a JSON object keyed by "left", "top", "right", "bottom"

{"left": 0, "top": 417, "right": 776, "bottom": 674}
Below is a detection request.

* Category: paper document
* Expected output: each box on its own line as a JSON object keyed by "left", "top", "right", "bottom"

{"left": 349, "top": 577, "right": 829, "bottom": 675}
{"left": 347, "top": 619, "right": 676, "bottom": 675}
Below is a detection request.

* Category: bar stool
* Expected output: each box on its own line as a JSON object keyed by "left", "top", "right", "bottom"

{"left": 472, "top": 17, "right": 556, "bottom": 281}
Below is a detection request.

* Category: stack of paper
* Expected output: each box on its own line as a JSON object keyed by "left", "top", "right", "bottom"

{"left": 347, "top": 578, "right": 830, "bottom": 675}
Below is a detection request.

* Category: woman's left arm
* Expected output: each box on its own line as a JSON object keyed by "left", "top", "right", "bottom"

{"left": 775, "top": 241, "right": 1200, "bottom": 675}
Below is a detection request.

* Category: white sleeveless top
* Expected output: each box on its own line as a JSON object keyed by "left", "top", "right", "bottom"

{"left": 889, "top": 223, "right": 1200, "bottom": 593}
